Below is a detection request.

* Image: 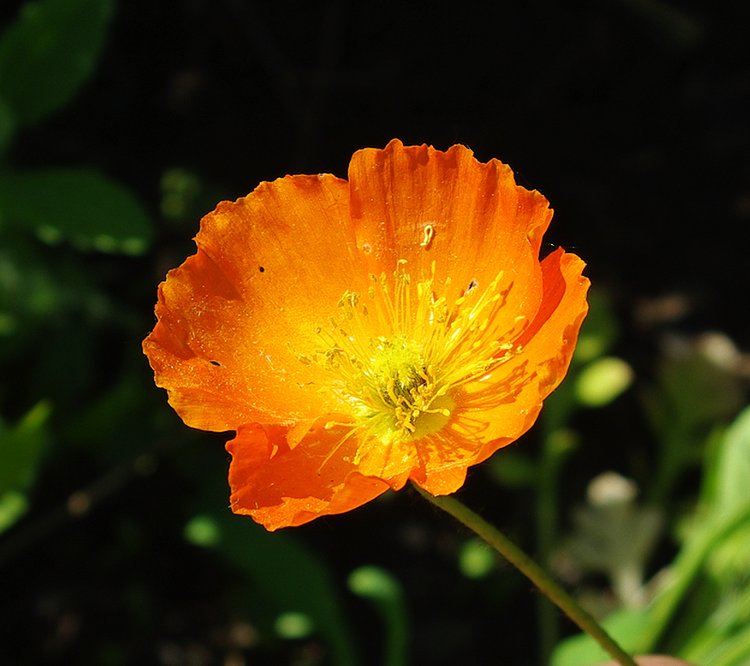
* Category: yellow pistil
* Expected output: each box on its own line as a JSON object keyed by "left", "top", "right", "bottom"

{"left": 302, "top": 260, "right": 524, "bottom": 446}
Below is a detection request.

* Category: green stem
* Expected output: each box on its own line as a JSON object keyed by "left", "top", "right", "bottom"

{"left": 413, "top": 484, "right": 638, "bottom": 666}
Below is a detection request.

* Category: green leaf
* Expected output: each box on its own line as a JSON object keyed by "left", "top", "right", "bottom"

{"left": 348, "top": 566, "right": 409, "bottom": 666}
{"left": 680, "top": 582, "right": 750, "bottom": 665}
{"left": 631, "top": 409, "right": 750, "bottom": 656}
{"left": 574, "top": 356, "right": 634, "bottom": 407}
{"left": 638, "top": 504, "right": 750, "bottom": 653}
{"left": 348, "top": 565, "right": 403, "bottom": 605}
{"left": 0, "top": 401, "right": 51, "bottom": 494}
{"left": 0, "top": 401, "right": 51, "bottom": 534}
{"left": 712, "top": 406, "right": 750, "bottom": 519}
{"left": 707, "top": 624, "right": 750, "bottom": 666}
{"left": 458, "top": 538, "right": 495, "bottom": 579}
{"left": 0, "top": 0, "right": 113, "bottom": 127}
{"left": 183, "top": 514, "right": 221, "bottom": 548}
{"left": 275, "top": 611, "right": 315, "bottom": 640}
{"left": 0, "top": 491, "right": 28, "bottom": 534}
{"left": 697, "top": 407, "right": 750, "bottom": 585}
{"left": 551, "top": 608, "right": 651, "bottom": 666}
{"left": 0, "top": 168, "right": 153, "bottom": 254}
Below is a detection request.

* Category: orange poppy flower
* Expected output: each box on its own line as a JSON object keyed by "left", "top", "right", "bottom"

{"left": 143, "top": 140, "right": 589, "bottom": 531}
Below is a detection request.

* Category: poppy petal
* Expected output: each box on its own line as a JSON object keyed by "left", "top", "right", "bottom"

{"left": 143, "top": 174, "right": 368, "bottom": 432}
{"left": 452, "top": 247, "right": 589, "bottom": 461}
{"left": 348, "top": 139, "right": 550, "bottom": 326}
{"left": 227, "top": 420, "right": 391, "bottom": 530}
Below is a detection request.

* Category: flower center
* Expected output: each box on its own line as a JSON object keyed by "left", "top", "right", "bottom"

{"left": 368, "top": 337, "right": 426, "bottom": 409}
{"left": 297, "top": 261, "right": 524, "bottom": 445}
{"left": 358, "top": 336, "right": 452, "bottom": 444}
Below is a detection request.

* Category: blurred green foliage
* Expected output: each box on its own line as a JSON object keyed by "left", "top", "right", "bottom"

{"left": 0, "top": 0, "right": 136, "bottom": 527}
{"left": 184, "top": 507, "right": 360, "bottom": 666}
{"left": 553, "top": 405, "right": 750, "bottom": 666}
{"left": 0, "top": 0, "right": 112, "bottom": 129}
{"left": 0, "top": 400, "right": 50, "bottom": 532}
{"left": 0, "top": 0, "right": 151, "bottom": 256}
{"left": 0, "top": 168, "right": 152, "bottom": 253}
{"left": 0, "top": 1, "right": 748, "bottom": 665}
{"left": 348, "top": 566, "right": 409, "bottom": 666}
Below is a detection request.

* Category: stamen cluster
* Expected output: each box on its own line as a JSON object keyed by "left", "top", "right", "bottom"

{"left": 300, "top": 260, "right": 523, "bottom": 447}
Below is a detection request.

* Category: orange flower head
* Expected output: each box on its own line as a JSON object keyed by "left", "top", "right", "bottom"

{"left": 143, "top": 140, "right": 589, "bottom": 530}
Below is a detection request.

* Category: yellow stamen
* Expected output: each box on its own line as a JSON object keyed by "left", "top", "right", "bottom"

{"left": 300, "top": 260, "right": 522, "bottom": 446}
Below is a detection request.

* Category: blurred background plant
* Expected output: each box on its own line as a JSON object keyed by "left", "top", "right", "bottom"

{"left": 0, "top": 0, "right": 748, "bottom": 665}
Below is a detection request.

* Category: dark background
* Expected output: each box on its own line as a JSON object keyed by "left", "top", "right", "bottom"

{"left": 1, "top": 1, "right": 748, "bottom": 664}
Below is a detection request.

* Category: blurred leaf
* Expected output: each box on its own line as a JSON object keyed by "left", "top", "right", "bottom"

{"left": 668, "top": 407, "right": 750, "bottom": 592}
{"left": 710, "top": 406, "right": 750, "bottom": 520}
{"left": 574, "top": 356, "right": 633, "bottom": 407}
{"left": 657, "top": 575, "right": 723, "bottom": 658}
{"left": 0, "top": 0, "right": 113, "bottom": 128}
{"left": 275, "top": 611, "right": 314, "bottom": 640}
{"left": 184, "top": 513, "right": 221, "bottom": 548}
{"left": 550, "top": 608, "right": 651, "bottom": 666}
{"left": 0, "top": 490, "right": 27, "bottom": 533}
{"left": 705, "top": 624, "right": 750, "bottom": 666}
{"left": 679, "top": 581, "right": 750, "bottom": 666}
{"left": 160, "top": 167, "right": 202, "bottom": 221}
{"left": 0, "top": 234, "right": 60, "bottom": 318}
{"left": 644, "top": 339, "right": 744, "bottom": 505}
{"left": 0, "top": 168, "right": 153, "bottom": 254}
{"left": 0, "top": 401, "right": 51, "bottom": 493}
{"left": 348, "top": 565, "right": 409, "bottom": 666}
{"left": 696, "top": 406, "right": 750, "bottom": 628}
{"left": 639, "top": 503, "right": 750, "bottom": 654}
{"left": 458, "top": 538, "right": 495, "bottom": 579}
{"left": 0, "top": 401, "right": 51, "bottom": 534}
{"left": 349, "top": 565, "right": 403, "bottom": 604}
{"left": 635, "top": 406, "right": 750, "bottom": 654}
{"left": 560, "top": 473, "right": 663, "bottom": 609}
{"left": 657, "top": 343, "right": 744, "bottom": 434}
{"left": 565, "top": 498, "right": 663, "bottom": 607}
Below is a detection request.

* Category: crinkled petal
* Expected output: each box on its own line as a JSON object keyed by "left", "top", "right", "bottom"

{"left": 453, "top": 247, "right": 589, "bottom": 460}
{"left": 350, "top": 435, "right": 419, "bottom": 490}
{"left": 143, "top": 174, "right": 368, "bottom": 432}
{"left": 410, "top": 431, "right": 472, "bottom": 494}
{"left": 227, "top": 420, "right": 391, "bottom": 530}
{"left": 348, "top": 139, "right": 549, "bottom": 329}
